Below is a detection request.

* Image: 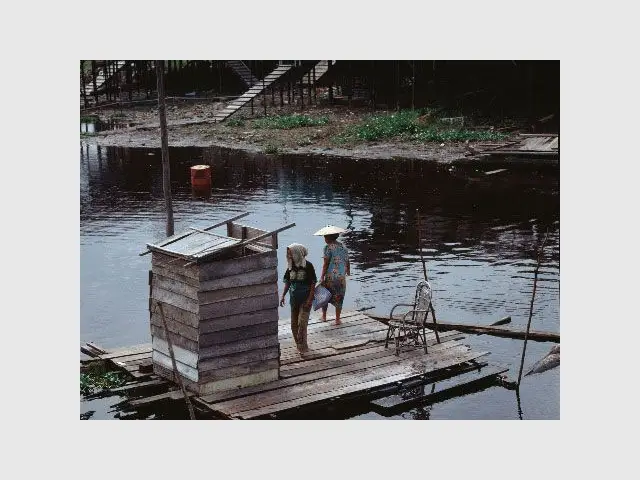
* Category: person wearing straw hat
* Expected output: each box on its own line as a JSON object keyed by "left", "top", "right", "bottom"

{"left": 280, "top": 243, "right": 317, "bottom": 354}
{"left": 314, "top": 225, "right": 350, "bottom": 325}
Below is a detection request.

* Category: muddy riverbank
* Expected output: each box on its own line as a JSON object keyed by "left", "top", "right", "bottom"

{"left": 81, "top": 101, "right": 544, "bottom": 164}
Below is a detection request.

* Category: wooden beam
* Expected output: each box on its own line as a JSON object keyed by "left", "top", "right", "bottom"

{"left": 368, "top": 314, "right": 559, "bottom": 343}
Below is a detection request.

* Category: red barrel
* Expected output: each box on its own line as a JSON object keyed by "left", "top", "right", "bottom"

{"left": 190, "top": 165, "right": 211, "bottom": 189}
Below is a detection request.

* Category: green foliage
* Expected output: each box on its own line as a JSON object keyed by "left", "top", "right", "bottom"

{"left": 410, "top": 129, "right": 507, "bottom": 142}
{"left": 225, "top": 117, "right": 246, "bottom": 127}
{"left": 253, "top": 114, "right": 329, "bottom": 129}
{"left": 340, "top": 110, "right": 422, "bottom": 141}
{"left": 264, "top": 143, "right": 280, "bottom": 154}
{"left": 334, "top": 109, "right": 506, "bottom": 143}
{"left": 297, "top": 137, "right": 313, "bottom": 146}
{"left": 80, "top": 363, "right": 127, "bottom": 396}
{"left": 80, "top": 115, "right": 99, "bottom": 123}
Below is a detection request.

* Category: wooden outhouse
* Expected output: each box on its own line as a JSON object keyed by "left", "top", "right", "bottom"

{"left": 144, "top": 213, "right": 294, "bottom": 395}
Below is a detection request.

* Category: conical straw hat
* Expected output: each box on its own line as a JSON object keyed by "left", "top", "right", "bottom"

{"left": 313, "top": 225, "right": 347, "bottom": 236}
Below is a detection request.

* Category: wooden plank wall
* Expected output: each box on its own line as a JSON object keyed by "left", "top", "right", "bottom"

{"left": 149, "top": 245, "right": 281, "bottom": 395}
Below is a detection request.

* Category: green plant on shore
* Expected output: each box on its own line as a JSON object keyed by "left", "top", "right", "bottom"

{"left": 80, "top": 132, "right": 96, "bottom": 137}
{"left": 226, "top": 117, "right": 246, "bottom": 127}
{"left": 80, "top": 363, "right": 127, "bottom": 396}
{"left": 80, "top": 115, "right": 99, "bottom": 123}
{"left": 264, "top": 143, "right": 281, "bottom": 154}
{"left": 253, "top": 114, "right": 329, "bottom": 129}
{"left": 333, "top": 109, "right": 506, "bottom": 144}
{"left": 297, "top": 137, "right": 313, "bottom": 146}
{"left": 410, "top": 129, "right": 506, "bottom": 142}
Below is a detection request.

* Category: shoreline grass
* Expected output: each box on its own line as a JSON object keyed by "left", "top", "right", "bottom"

{"left": 253, "top": 114, "right": 329, "bottom": 129}
{"left": 333, "top": 109, "right": 507, "bottom": 144}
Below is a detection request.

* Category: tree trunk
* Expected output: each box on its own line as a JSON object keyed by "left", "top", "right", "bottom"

{"left": 155, "top": 60, "right": 174, "bottom": 237}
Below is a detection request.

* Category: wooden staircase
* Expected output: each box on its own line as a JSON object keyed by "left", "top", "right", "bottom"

{"left": 83, "top": 61, "right": 127, "bottom": 96}
{"left": 214, "top": 61, "right": 336, "bottom": 123}
{"left": 212, "top": 64, "right": 293, "bottom": 122}
{"left": 226, "top": 60, "right": 260, "bottom": 87}
{"left": 299, "top": 60, "right": 335, "bottom": 85}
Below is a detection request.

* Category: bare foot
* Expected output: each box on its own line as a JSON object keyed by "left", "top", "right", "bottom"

{"left": 321, "top": 316, "right": 327, "bottom": 322}
{"left": 334, "top": 320, "right": 342, "bottom": 326}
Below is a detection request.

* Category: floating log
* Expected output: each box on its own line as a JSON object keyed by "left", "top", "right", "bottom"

{"left": 368, "top": 314, "right": 559, "bottom": 343}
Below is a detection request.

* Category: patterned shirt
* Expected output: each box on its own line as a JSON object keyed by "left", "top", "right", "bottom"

{"left": 323, "top": 241, "right": 349, "bottom": 280}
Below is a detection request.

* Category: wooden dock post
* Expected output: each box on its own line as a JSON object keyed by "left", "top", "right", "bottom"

{"left": 155, "top": 60, "right": 174, "bottom": 237}
{"left": 517, "top": 230, "right": 550, "bottom": 387}
{"left": 416, "top": 208, "right": 440, "bottom": 343}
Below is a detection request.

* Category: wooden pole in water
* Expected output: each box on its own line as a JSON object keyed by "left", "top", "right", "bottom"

{"left": 416, "top": 208, "right": 440, "bottom": 342}
{"left": 157, "top": 302, "right": 196, "bottom": 419}
{"left": 155, "top": 60, "right": 175, "bottom": 237}
{"left": 516, "top": 230, "right": 550, "bottom": 387}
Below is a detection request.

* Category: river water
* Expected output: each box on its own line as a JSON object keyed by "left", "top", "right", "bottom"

{"left": 80, "top": 137, "right": 559, "bottom": 420}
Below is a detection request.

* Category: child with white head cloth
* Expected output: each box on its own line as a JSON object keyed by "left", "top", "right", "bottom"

{"left": 280, "top": 243, "right": 317, "bottom": 354}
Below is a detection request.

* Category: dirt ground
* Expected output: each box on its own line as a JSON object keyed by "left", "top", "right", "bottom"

{"left": 81, "top": 100, "right": 521, "bottom": 163}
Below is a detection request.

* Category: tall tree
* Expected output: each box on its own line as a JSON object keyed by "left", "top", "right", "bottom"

{"left": 155, "top": 60, "right": 174, "bottom": 237}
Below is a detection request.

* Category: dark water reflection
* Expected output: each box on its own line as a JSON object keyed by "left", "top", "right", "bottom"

{"left": 80, "top": 141, "right": 560, "bottom": 420}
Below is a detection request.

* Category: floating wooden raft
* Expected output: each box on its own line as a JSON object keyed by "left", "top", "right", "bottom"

{"left": 83, "top": 311, "right": 508, "bottom": 419}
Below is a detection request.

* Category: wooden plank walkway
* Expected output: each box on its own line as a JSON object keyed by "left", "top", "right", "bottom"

{"left": 82, "top": 310, "right": 505, "bottom": 419}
